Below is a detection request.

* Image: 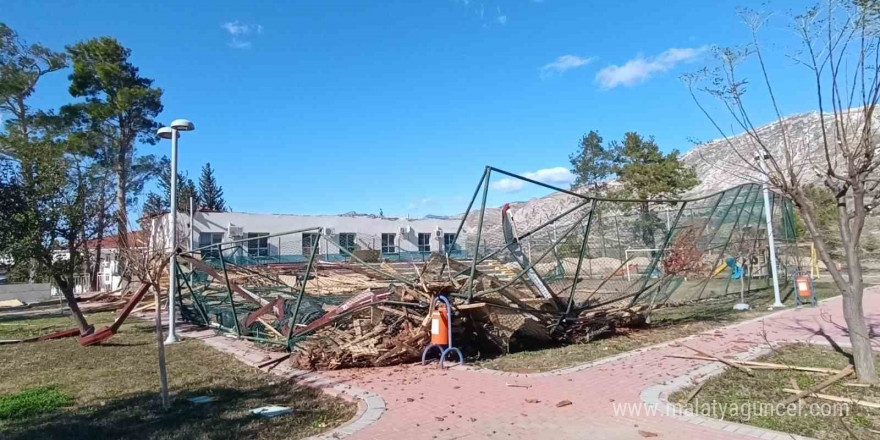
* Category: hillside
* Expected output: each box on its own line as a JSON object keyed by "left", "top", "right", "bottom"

{"left": 461, "top": 111, "right": 878, "bottom": 242}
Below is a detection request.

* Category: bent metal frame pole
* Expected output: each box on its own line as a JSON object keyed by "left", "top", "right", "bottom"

{"left": 757, "top": 154, "right": 783, "bottom": 308}
{"left": 466, "top": 167, "right": 491, "bottom": 303}
{"left": 166, "top": 127, "right": 181, "bottom": 344}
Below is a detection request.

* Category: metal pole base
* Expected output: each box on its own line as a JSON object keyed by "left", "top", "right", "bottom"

{"left": 164, "top": 333, "right": 181, "bottom": 344}
{"left": 421, "top": 344, "right": 464, "bottom": 369}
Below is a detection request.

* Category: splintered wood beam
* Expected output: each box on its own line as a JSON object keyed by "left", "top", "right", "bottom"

{"left": 780, "top": 365, "right": 854, "bottom": 406}
{"left": 677, "top": 343, "right": 754, "bottom": 376}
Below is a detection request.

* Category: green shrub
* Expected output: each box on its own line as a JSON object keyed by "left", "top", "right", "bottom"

{"left": 0, "top": 387, "right": 73, "bottom": 420}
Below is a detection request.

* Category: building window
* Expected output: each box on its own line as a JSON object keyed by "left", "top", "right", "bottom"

{"left": 199, "top": 232, "right": 224, "bottom": 258}
{"left": 443, "top": 233, "right": 458, "bottom": 252}
{"left": 417, "top": 233, "right": 431, "bottom": 253}
{"left": 381, "top": 233, "right": 396, "bottom": 254}
{"left": 247, "top": 233, "right": 269, "bottom": 257}
{"left": 302, "top": 232, "right": 320, "bottom": 256}
{"left": 338, "top": 233, "right": 356, "bottom": 253}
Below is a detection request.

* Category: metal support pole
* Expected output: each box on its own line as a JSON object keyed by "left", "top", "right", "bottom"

{"left": 189, "top": 196, "right": 194, "bottom": 252}
{"left": 613, "top": 213, "right": 623, "bottom": 257}
{"left": 466, "top": 167, "right": 491, "bottom": 303}
{"left": 178, "top": 261, "right": 210, "bottom": 325}
{"left": 694, "top": 186, "right": 755, "bottom": 300}
{"left": 564, "top": 200, "right": 597, "bottom": 315}
{"left": 165, "top": 128, "right": 181, "bottom": 344}
{"left": 217, "top": 245, "right": 241, "bottom": 335}
{"left": 286, "top": 228, "right": 323, "bottom": 345}
{"left": 630, "top": 202, "right": 687, "bottom": 306}
{"left": 757, "top": 154, "right": 783, "bottom": 308}
{"left": 438, "top": 168, "right": 489, "bottom": 277}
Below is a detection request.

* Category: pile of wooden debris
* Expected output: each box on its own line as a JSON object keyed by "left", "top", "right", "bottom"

{"left": 287, "top": 254, "right": 652, "bottom": 370}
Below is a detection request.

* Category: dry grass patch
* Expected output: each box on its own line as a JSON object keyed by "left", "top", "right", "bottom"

{"left": 670, "top": 344, "right": 880, "bottom": 440}
{"left": 0, "top": 311, "right": 355, "bottom": 440}
{"left": 478, "top": 282, "right": 843, "bottom": 373}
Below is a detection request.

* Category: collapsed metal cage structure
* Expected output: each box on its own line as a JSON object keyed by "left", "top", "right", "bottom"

{"left": 443, "top": 166, "right": 800, "bottom": 317}
{"left": 172, "top": 166, "right": 800, "bottom": 357}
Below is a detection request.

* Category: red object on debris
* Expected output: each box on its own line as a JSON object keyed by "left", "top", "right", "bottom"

{"left": 78, "top": 283, "right": 151, "bottom": 347}
{"left": 78, "top": 326, "right": 115, "bottom": 347}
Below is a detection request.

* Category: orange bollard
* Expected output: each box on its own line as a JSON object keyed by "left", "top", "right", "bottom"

{"left": 431, "top": 305, "right": 449, "bottom": 346}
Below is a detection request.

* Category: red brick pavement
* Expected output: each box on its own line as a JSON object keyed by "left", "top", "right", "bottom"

{"left": 315, "top": 288, "right": 880, "bottom": 440}
{"left": 169, "top": 288, "right": 880, "bottom": 440}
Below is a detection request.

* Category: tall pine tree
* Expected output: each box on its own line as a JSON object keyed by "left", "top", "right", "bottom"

{"left": 198, "top": 162, "right": 226, "bottom": 211}
{"left": 569, "top": 130, "right": 614, "bottom": 191}
{"left": 141, "top": 158, "right": 200, "bottom": 215}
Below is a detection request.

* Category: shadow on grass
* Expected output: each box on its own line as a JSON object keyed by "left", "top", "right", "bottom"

{"left": 0, "top": 312, "right": 72, "bottom": 324}
{"left": 1, "top": 384, "right": 334, "bottom": 440}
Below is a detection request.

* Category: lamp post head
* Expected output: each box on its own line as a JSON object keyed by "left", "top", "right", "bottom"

{"left": 157, "top": 126, "right": 177, "bottom": 140}
{"left": 170, "top": 119, "right": 195, "bottom": 131}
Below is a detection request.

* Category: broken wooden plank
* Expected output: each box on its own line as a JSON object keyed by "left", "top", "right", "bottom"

{"left": 684, "top": 381, "right": 705, "bottom": 404}
{"left": 664, "top": 355, "right": 840, "bottom": 374}
{"left": 781, "top": 388, "right": 880, "bottom": 409}
{"left": 678, "top": 344, "right": 754, "bottom": 376}
{"left": 780, "top": 365, "right": 854, "bottom": 406}
{"left": 257, "top": 318, "right": 285, "bottom": 339}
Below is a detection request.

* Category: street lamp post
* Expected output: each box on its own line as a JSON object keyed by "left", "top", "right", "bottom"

{"left": 157, "top": 119, "right": 195, "bottom": 344}
{"left": 756, "top": 152, "right": 784, "bottom": 308}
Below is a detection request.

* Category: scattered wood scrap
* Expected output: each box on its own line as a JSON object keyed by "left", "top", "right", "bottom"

{"left": 665, "top": 354, "right": 842, "bottom": 374}
{"left": 684, "top": 381, "right": 705, "bottom": 404}
{"left": 677, "top": 344, "right": 754, "bottom": 376}
{"left": 780, "top": 388, "right": 880, "bottom": 409}
{"left": 780, "top": 365, "right": 854, "bottom": 406}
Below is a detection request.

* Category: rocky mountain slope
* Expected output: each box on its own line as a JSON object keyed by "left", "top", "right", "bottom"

{"left": 461, "top": 111, "right": 877, "bottom": 237}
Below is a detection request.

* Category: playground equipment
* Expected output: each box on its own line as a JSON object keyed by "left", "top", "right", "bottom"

{"left": 714, "top": 257, "right": 744, "bottom": 280}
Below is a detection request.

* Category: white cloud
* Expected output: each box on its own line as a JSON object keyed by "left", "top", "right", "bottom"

{"left": 490, "top": 167, "right": 575, "bottom": 193}
{"left": 596, "top": 46, "right": 707, "bottom": 89}
{"left": 221, "top": 21, "right": 263, "bottom": 49}
{"left": 496, "top": 6, "right": 507, "bottom": 24}
{"left": 228, "top": 39, "right": 252, "bottom": 49}
{"left": 540, "top": 55, "right": 592, "bottom": 78}
{"left": 222, "top": 21, "right": 251, "bottom": 35}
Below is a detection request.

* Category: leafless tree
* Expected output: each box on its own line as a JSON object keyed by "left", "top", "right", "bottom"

{"left": 116, "top": 216, "right": 185, "bottom": 408}
{"left": 685, "top": 1, "right": 880, "bottom": 383}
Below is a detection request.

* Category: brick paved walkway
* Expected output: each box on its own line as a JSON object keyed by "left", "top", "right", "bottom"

{"left": 183, "top": 287, "right": 880, "bottom": 440}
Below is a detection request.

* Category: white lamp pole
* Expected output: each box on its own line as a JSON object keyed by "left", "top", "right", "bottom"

{"left": 157, "top": 119, "right": 195, "bottom": 344}
{"left": 756, "top": 152, "right": 784, "bottom": 308}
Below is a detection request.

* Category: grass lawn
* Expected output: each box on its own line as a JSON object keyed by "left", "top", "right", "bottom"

{"left": 0, "top": 310, "right": 355, "bottom": 440}
{"left": 670, "top": 344, "right": 880, "bottom": 440}
{"left": 478, "top": 282, "right": 844, "bottom": 373}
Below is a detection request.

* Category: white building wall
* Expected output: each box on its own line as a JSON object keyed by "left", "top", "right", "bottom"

{"left": 174, "top": 211, "right": 465, "bottom": 257}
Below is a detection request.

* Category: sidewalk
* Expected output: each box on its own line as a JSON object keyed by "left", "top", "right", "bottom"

{"left": 187, "top": 287, "right": 880, "bottom": 440}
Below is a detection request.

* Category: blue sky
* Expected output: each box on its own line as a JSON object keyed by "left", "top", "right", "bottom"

{"left": 4, "top": 0, "right": 816, "bottom": 217}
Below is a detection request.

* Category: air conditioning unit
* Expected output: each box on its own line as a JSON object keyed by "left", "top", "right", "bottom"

{"left": 323, "top": 228, "right": 334, "bottom": 236}
{"left": 227, "top": 224, "right": 243, "bottom": 238}
{"left": 399, "top": 225, "right": 413, "bottom": 235}
{"left": 434, "top": 227, "right": 443, "bottom": 237}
